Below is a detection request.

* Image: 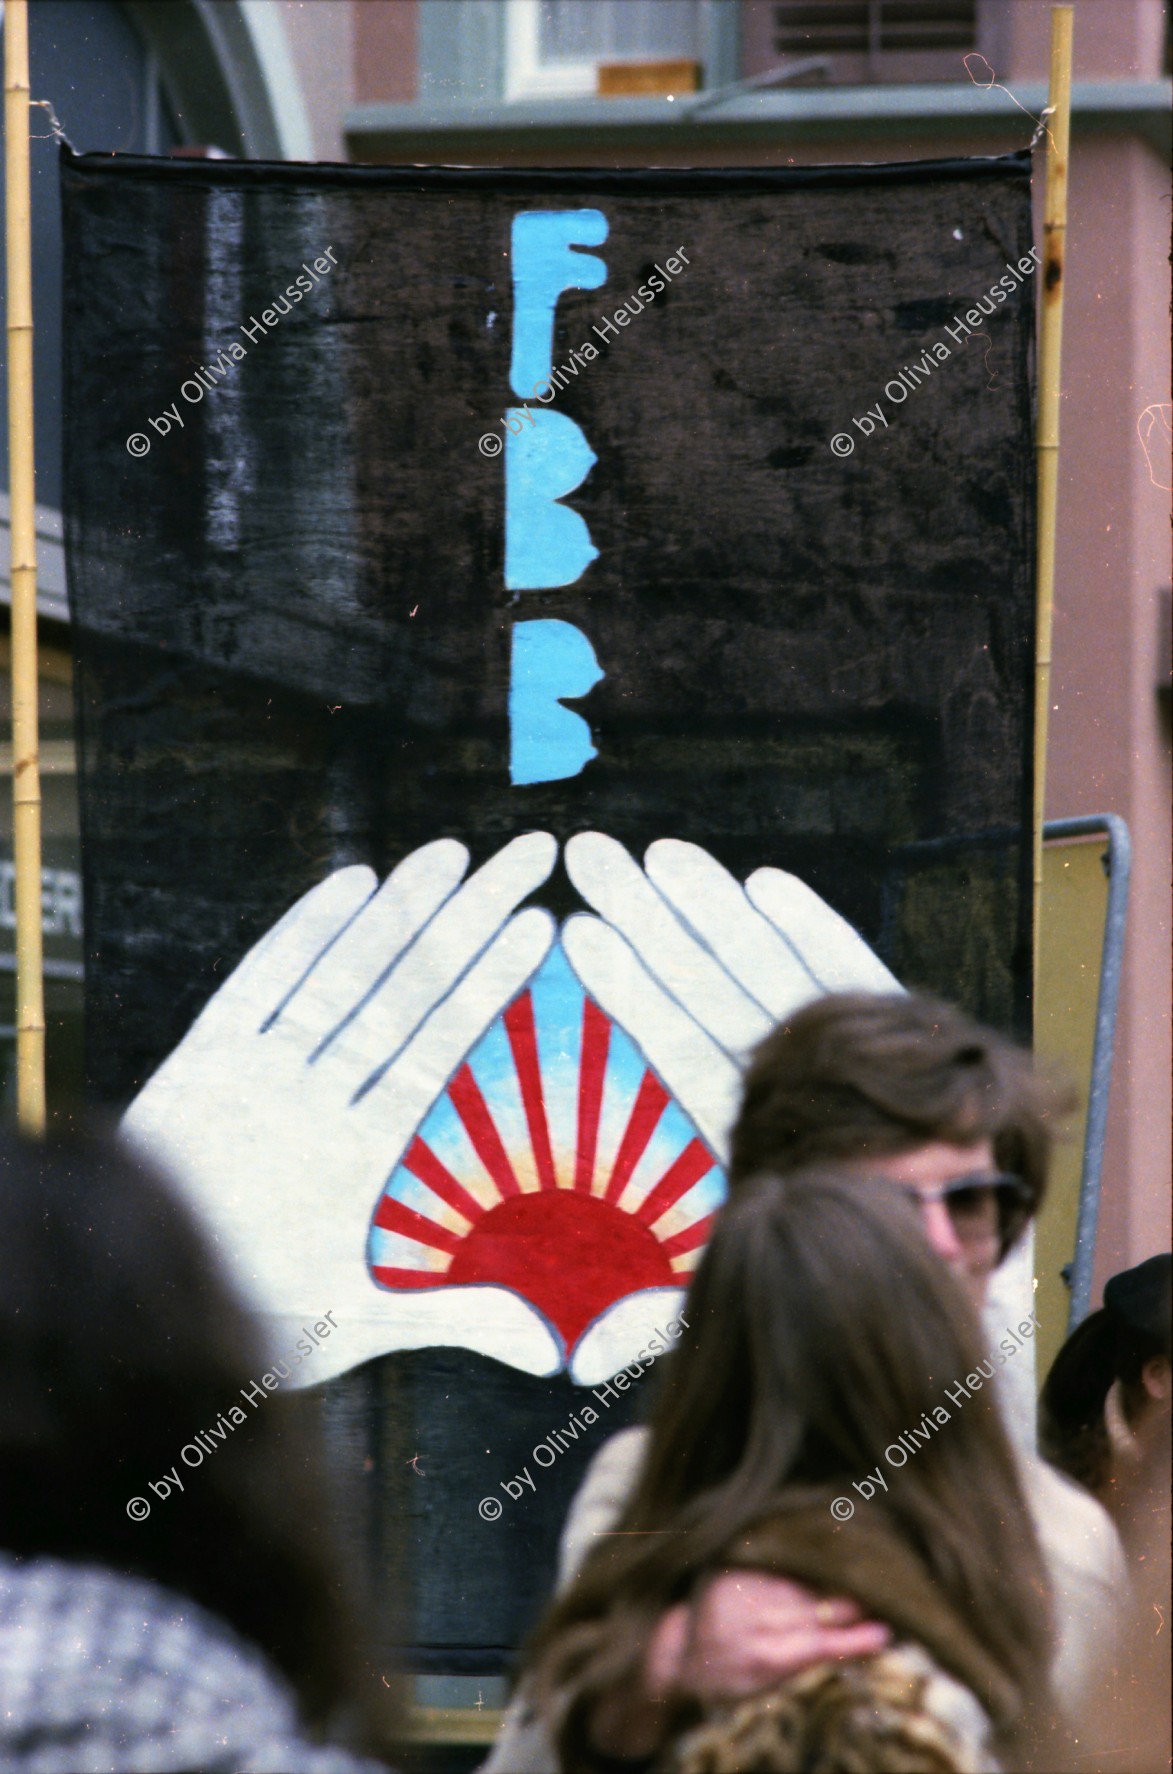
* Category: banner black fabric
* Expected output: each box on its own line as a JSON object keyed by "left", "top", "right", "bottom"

{"left": 61, "top": 149, "right": 1035, "bottom": 1667}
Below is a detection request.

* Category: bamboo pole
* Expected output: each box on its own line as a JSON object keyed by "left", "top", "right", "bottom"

{"left": 1033, "top": 6, "right": 1073, "bottom": 998}
{"left": 4, "top": 0, "right": 46, "bottom": 1134}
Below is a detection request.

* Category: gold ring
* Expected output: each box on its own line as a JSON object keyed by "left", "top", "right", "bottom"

{"left": 815, "top": 1600, "right": 838, "bottom": 1626}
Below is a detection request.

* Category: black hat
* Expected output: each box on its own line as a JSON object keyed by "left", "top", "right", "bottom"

{"left": 1103, "top": 1252, "right": 1171, "bottom": 1354}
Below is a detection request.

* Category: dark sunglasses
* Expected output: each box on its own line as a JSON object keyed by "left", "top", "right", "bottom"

{"left": 896, "top": 1172, "right": 1034, "bottom": 1260}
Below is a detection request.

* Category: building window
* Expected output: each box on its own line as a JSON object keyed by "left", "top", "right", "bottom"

{"left": 504, "top": 0, "right": 705, "bottom": 100}
{"left": 419, "top": 0, "right": 737, "bottom": 108}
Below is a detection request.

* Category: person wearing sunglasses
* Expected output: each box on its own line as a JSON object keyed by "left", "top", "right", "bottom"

{"left": 854, "top": 1162, "right": 1034, "bottom": 1302}
{"left": 893, "top": 1171, "right": 1032, "bottom": 1264}
{"left": 479, "top": 991, "right": 1126, "bottom": 1773}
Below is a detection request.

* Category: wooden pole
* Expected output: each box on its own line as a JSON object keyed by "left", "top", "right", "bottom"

{"left": 4, "top": 0, "right": 46, "bottom": 1134}
{"left": 1033, "top": 7, "right": 1073, "bottom": 997}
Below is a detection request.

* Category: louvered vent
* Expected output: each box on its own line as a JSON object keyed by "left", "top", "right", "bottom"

{"left": 772, "top": 1, "right": 976, "bottom": 54}
{"left": 770, "top": 1, "right": 978, "bottom": 81}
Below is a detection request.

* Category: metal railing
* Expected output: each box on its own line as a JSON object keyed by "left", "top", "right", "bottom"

{"left": 1043, "top": 814, "right": 1132, "bottom": 1330}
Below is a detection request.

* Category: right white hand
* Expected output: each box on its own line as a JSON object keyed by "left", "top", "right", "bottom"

{"left": 122, "top": 834, "right": 561, "bottom": 1381}
{"left": 561, "top": 834, "right": 900, "bottom": 1165}
{"left": 561, "top": 833, "right": 901, "bottom": 1380}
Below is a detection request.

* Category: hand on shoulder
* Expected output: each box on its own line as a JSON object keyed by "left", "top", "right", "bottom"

{"left": 649, "top": 1570, "right": 892, "bottom": 1706}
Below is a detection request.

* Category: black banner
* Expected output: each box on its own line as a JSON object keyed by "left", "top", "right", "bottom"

{"left": 62, "top": 149, "right": 1035, "bottom": 1666}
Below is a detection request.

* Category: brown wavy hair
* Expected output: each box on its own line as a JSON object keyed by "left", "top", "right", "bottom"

{"left": 522, "top": 1169, "right": 1053, "bottom": 1768}
{"left": 731, "top": 991, "right": 1073, "bottom": 1222}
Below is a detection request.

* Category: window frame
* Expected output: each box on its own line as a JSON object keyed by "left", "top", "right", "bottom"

{"left": 505, "top": 0, "right": 593, "bottom": 102}
{"left": 503, "top": 0, "right": 712, "bottom": 103}
{"left": 419, "top": 0, "right": 739, "bottom": 108}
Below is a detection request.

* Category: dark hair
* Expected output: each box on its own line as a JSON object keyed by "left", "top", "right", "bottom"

{"left": 0, "top": 1125, "right": 398, "bottom": 1753}
{"left": 1039, "top": 1254, "right": 1172, "bottom": 1492}
{"left": 523, "top": 1169, "right": 1053, "bottom": 1763}
{"left": 730, "top": 991, "right": 1071, "bottom": 1227}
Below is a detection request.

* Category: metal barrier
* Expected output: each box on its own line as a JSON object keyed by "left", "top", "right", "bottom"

{"left": 1043, "top": 815, "right": 1132, "bottom": 1331}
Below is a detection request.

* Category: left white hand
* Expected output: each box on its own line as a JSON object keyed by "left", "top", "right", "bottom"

{"left": 123, "top": 834, "right": 563, "bottom": 1381}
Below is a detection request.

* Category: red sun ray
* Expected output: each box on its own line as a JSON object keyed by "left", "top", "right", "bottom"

{"left": 660, "top": 1212, "right": 717, "bottom": 1259}
{"left": 604, "top": 1070, "right": 669, "bottom": 1204}
{"left": 373, "top": 1194, "right": 463, "bottom": 1256}
{"left": 633, "top": 1138, "right": 716, "bottom": 1229}
{"left": 575, "top": 998, "right": 610, "bottom": 1193}
{"left": 372, "top": 1264, "right": 452, "bottom": 1288}
{"left": 402, "top": 1136, "right": 487, "bottom": 1227}
{"left": 448, "top": 1063, "right": 522, "bottom": 1199}
{"left": 503, "top": 991, "right": 558, "bottom": 1192}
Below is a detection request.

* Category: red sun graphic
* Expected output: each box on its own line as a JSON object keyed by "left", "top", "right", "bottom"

{"left": 446, "top": 1189, "right": 677, "bottom": 1351}
{"left": 368, "top": 964, "right": 722, "bottom": 1355}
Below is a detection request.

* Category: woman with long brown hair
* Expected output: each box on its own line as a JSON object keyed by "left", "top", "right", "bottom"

{"left": 516, "top": 1168, "right": 1054, "bottom": 1773}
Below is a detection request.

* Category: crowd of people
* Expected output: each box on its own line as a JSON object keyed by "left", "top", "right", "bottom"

{"left": 0, "top": 991, "right": 1167, "bottom": 1772}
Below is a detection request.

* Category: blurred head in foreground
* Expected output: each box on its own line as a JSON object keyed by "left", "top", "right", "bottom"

{"left": 0, "top": 1124, "right": 398, "bottom": 1766}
